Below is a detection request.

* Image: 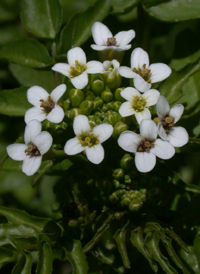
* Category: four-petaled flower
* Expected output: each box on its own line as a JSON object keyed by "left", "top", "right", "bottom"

{"left": 118, "top": 119, "right": 175, "bottom": 173}
{"left": 7, "top": 120, "right": 53, "bottom": 176}
{"left": 119, "top": 87, "right": 160, "bottom": 124}
{"left": 119, "top": 47, "right": 171, "bottom": 93}
{"left": 156, "top": 96, "right": 189, "bottom": 147}
{"left": 64, "top": 115, "right": 113, "bottom": 164}
{"left": 91, "top": 22, "right": 135, "bottom": 51}
{"left": 52, "top": 47, "right": 103, "bottom": 90}
{"left": 25, "top": 84, "right": 66, "bottom": 124}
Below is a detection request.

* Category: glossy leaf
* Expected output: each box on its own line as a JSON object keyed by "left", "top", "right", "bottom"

{"left": 0, "top": 224, "right": 37, "bottom": 238}
{"left": 111, "top": 0, "right": 140, "bottom": 14}
{"left": 21, "top": 0, "right": 62, "bottom": 39}
{"left": 59, "top": 0, "right": 111, "bottom": 53}
{"left": 0, "top": 237, "right": 18, "bottom": 250}
{"left": 170, "top": 49, "right": 200, "bottom": 72}
{"left": 0, "top": 39, "right": 53, "bottom": 68}
{"left": 159, "top": 61, "right": 200, "bottom": 105}
{"left": 9, "top": 64, "right": 55, "bottom": 92}
{"left": 0, "top": 86, "right": 30, "bottom": 117}
{"left": 143, "top": 0, "right": 200, "bottom": 22}
{"left": 12, "top": 252, "right": 33, "bottom": 274}
{"left": 36, "top": 242, "right": 53, "bottom": 274}
{"left": 178, "top": 246, "right": 200, "bottom": 274}
{"left": 65, "top": 239, "right": 89, "bottom": 274}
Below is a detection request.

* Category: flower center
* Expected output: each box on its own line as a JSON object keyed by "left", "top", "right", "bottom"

{"left": 106, "top": 37, "right": 116, "bottom": 47}
{"left": 137, "top": 138, "right": 155, "bottom": 152}
{"left": 108, "top": 64, "right": 114, "bottom": 72}
{"left": 78, "top": 132, "right": 100, "bottom": 147}
{"left": 40, "top": 96, "right": 55, "bottom": 114}
{"left": 133, "top": 64, "right": 151, "bottom": 83}
{"left": 70, "top": 60, "right": 87, "bottom": 78}
{"left": 161, "top": 115, "right": 175, "bottom": 133}
{"left": 132, "top": 96, "right": 146, "bottom": 112}
{"left": 25, "top": 142, "right": 41, "bottom": 157}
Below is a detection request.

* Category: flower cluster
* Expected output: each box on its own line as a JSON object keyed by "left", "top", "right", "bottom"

{"left": 7, "top": 21, "right": 189, "bottom": 176}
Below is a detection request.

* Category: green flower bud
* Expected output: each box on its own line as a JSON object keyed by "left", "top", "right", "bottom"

{"left": 106, "top": 102, "right": 114, "bottom": 110}
{"left": 93, "top": 97, "right": 103, "bottom": 110}
{"left": 103, "top": 72, "right": 122, "bottom": 90}
{"left": 113, "top": 101, "right": 122, "bottom": 112}
{"left": 79, "top": 100, "right": 94, "bottom": 115}
{"left": 124, "top": 175, "right": 131, "bottom": 184}
{"left": 102, "top": 105, "right": 108, "bottom": 112}
{"left": 121, "top": 116, "right": 132, "bottom": 126}
{"left": 113, "top": 168, "right": 124, "bottom": 179}
{"left": 91, "top": 79, "right": 105, "bottom": 95}
{"left": 112, "top": 121, "right": 128, "bottom": 139}
{"left": 78, "top": 216, "right": 84, "bottom": 223}
{"left": 115, "top": 88, "right": 125, "bottom": 102}
{"left": 120, "top": 154, "right": 134, "bottom": 170}
{"left": 113, "top": 179, "right": 121, "bottom": 188}
{"left": 63, "top": 98, "right": 71, "bottom": 111}
{"left": 101, "top": 89, "right": 113, "bottom": 102}
{"left": 66, "top": 108, "right": 82, "bottom": 120}
{"left": 129, "top": 201, "right": 142, "bottom": 212}
{"left": 107, "top": 113, "right": 121, "bottom": 125}
{"left": 109, "top": 189, "right": 126, "bottom": 202}
{"left": 86, "top": 92, "right": 95, "bottom": 101}
{"left": 95, "top": 118, "right": 102, "bottom": 125}
{"left": 68, "top": 220, "right": 78, "bottom": 227}
{"left": 69, "top": 89, "right": 84, "bottom": 108}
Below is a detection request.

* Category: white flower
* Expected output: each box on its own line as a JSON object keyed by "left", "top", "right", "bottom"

{"left": 102, "top": 59, "right": 121, "bottom": 88}
{"left": 25, "top": 84, "right": 66, "bottom": 124}
{"left": 7, "top": 120, "right": 53, "bottom": 176}
{"left": 118, "top": 119, "right": 175, "bottom": 173}
{"left": 91, "top": 21, "right": 135, "bottom": 51}
{"left": 52, "top": 47, "right": 103, "bottom": 89}
{"left": 64, "top": 115, "right": 113, "bottom": 164}
{"left": 119, "top": 47, "right": 171, "bottom": 93}
{"left": 156, "top": 96, "right": 189, "bottom": 147}
{"left": 119, "top": 87, "right": 160, "bottom": 124}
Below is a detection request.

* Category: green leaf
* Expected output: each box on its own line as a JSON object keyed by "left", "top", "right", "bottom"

{"left": 0, "top": 224, "right": 37, "bottom": 238}
{"left": 36, "top": 242, "right": 53, "bottom": 274}
{"left": 59, "top": 0, "right": 111, "bottom": 53}
{"left": 113, "top": 222, "right": 130, "bottom": 269}
{"left": 20, "top": 0, "right": 62, "bottom": 39}
{"left": 0, "top": 39, "right": 53, "bottom": 68}
{"left": 170, "top": 49, "right": 200, "bottom": 72}
{"left": 0, "top": 25, "right": 25, "bottom": 46}
{"left": 0, "top": 0, "right": 18, "bottom": 23}
{"left": 9, "top": 64, "right": 55, "bottom": 92}
{"left": 0, "top": 237, "right": 18, "bottom": 250}
{"left": 143, "top": 0, "right": 200, "bottom": 22}
{"left": 65, "top": 239, "right": 89, "bottom": 274}
{"left": 111, "top": 0, "right": 140, "bottom": 14}
{"left": 0, "top": 86, "right": 31, "bottom": 117}
{"left": 12, "top": 252, "right": 33, "bottom": 274}
{"left": 159, "top": 61, "right": 200, "bottom": 105}
{"left": 178, "top": 246, "right": 200, "bottom": 274}
{"left": 171, "top": 172, "right": 200, "bottom": 194}
{"left": 0, "top": 247, "right": 17, "bottom": 268}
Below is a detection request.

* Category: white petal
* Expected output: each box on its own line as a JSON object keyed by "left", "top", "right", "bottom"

{"left": 113, "top": 45, "right": 132, "bottom": 51}
{"left": 157, "top": 123, "right": 168, "bottom": 141}
{"left": 120, "top": 87, "right": 140, "bottom": 101}
{"left": 33, "top": 131, "right": 53, "bottom": 155}
{"left": 133, "top": 75, "right": 151, "bottom": 93}
{"left": 135, "top": 108, "right": 151, "bottom": 124}
{"left": 143, "top": 89, "right": 160, "bottom": 106}
{"left": 140, "top": 119, "right": 157, "bottom": 140}
{"left": 47, "top": 105, "right": 64, "bottom": 123}
{"left": 92, "top": 123, "right": 113, "bottom": 143}
{"left": 85, "top": 144, "right": 104, "bottom": 164}
{"left": 135, "top": 152, "right": 156, "bottom": 173}
{"left": 119, "top": 102, "right": 135, "bottom": 117}
{"left": 71, "top": 72, "right": 88, "bottom": 89}
{"left": 168, "top": 127, "right": 189, "bottom": 147}
{"left": 151, "top": 139, "right": 175, "bottom": 159}
{"left": 156, "top": 96, "right": 170, "bottom": 119}
{"left": 114, "top": 30, "right": 135, "bottom": 46}
{"left": 169, "top": 104, "right": 184, "bottom": 123}
{"left": 22, "top": 155, "right": 42, "bottom": 176}
{"left": 24, "top": 119, "right": 42, "bottom": 144}
{"left": 111, "top": 59, "right": 120, "bottom": 69}
{"left": 103, "top": 60, "right": 112, "bottom": 70}
{"left": 131, "top": 47, "right": 149, "bottom": 69}
{"left": 73, "top": 115, "right": 91, "bottom": 136}
{"left": 119, "top": 66, "right": 135, "bottom": 79}
{"left": 50, "top": 84, "right": 66, "bottom": 103}
{"left": 24, "top": 107, "right": 46, "bottom": 124}
{"left": 91, "top": 22, "right": 113, "bottom": 46}
{"left": 118, "top": 131, "right": 141, "bottom": 153}
{"left": 67, "top": 47, "right": 86, "bottom": 65}
{"left": 86, "top": 61, "right": 103, "bottom": 74}
{"left": 52, "top": 63, "right": 71, "bottom": 77}
{"left": 27, "top": 86, "right": 49, "bottom": 106}
{"left": 149, "top": 63, "right": 171, "bottom": 83}
{"left": 90, "top": 45, "right": 110, "bottom": 51}
{"left": 7, "top": 144, "right": 27, "bottom": 161}
{"left": 64, "top": 137, "right": 84, "bottom": 155}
